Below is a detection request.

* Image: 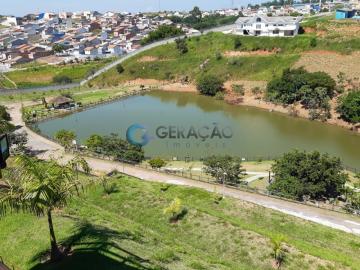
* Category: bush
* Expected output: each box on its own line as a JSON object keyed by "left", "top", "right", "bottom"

{"left": 163, "top": 198, "right": 187, "bottom": 223}
{"left": 234, "top": 37, "right": 242, "bottom": 49}
{"left": 141, "top": 25, "right": 184, "bottom": 45}
{"left": 337, "top": 90, "right": 360, "bottom": 124}
{"left": 0, "top": 105, "right": 11, "bottom": 121}
{"left": 175, "top": 38, "right": 188, "bottom": 54}
{"left": 215, "top": 51, "right": 223, "bottom": 60}
{"left": 268, "top": 150, "right": 348, "bottom": 200}
{"left": 53, "top": 75, "right": 73, "bottom": 84}
{"left": 266, "top": 68, "right": 335, "bottom": 105}
{"left": 232, "top": 84, "right": 245, "bottom": 95}
{"left": 149, "top": 158, "right": 166, "bottom": 169}
{"left": 310, "top": 38, "right": 317, "bottom": 47}
{"left": 196, "top": 74, "right": 224, "bottom": 96}
{"left": 54, "top": 129, "right": 76, "bottom": 148}
{"left": 116, "top": 64, "right": 124, "bottom": 74}
{"left": 85, "top": 133, "right": 145, "bottom": 164}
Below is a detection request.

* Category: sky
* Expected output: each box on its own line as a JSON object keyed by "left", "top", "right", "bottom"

{"left": 1, "top": 0, "right": 263, "bottom": 16}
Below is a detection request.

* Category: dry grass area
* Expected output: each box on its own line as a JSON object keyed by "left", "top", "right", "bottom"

{"left": 223, "top": 50, "right": 276, "bottom": 57}
{"left": 294, "top": 51, "right": 360, "bottom": 80}
{"left": 137, "top": 55, "right": 159, "bottom": 62}
{"left": 322, "top": 19, "right": 360, "bottom": 39}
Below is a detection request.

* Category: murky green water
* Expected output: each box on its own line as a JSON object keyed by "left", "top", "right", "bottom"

{"left": 37, "top": 91, "right": 360, "bottom": 169}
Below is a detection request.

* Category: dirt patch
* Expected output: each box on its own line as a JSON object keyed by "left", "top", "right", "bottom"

{"left": 137, "top": 56, "right": 159, "bottom": 63}
{"left": 224, "top": 50, "right": 276, "bottom": 57}
{"left": 36, "top": 55, "right": 66, "bottom": 65}
{"left": 161, "top": 82, "right": 197, "bottom": 92}
{"left": 294, "top": 51, "right": 360, "bottom": 80}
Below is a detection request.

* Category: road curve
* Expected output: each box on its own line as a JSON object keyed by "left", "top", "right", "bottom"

{"left": 5, "top": 102, "right": 360, "bottom": 236}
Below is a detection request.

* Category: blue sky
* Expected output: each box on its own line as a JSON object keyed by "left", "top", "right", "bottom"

{"left": 2, "top": 0, "right": 263, "bottom": 16}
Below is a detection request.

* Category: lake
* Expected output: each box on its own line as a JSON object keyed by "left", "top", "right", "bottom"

{"left": 37, "top": 91, "right": 360, "bottom": 169}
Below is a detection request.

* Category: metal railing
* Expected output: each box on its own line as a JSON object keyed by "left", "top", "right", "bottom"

{"left": 61, "top": 147, "right": 358, "bottom": 216}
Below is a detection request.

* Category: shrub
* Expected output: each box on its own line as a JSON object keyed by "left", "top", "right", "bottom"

{"left": 163, "top": 198, "right": 187, "bottom": 223}
{"left": 54, "top": 129, "right": 76, "bottom": 148}
{"left": 215, "top": 51, "right": 223, "bottom": 60}
{"left": 141, "top": 25, "right": 184, "bottom": 45}
{"left": 266, "top": 68, "right": 335, "bottom": 105}
{"left": 100, "top": 176, "right": 118, "bottom": 195}
{"left": 196, "top": 74, "right": 224, "bottom": 96}
{"left": 228, "top": 58, "right": 243, "bottom": 66}
{"left": 310, "top": 37, "right": 317, "bottom": 47}
{"left": 337, "top": 90, "right": 360, "bottom": 124}
{"left": 234, "top": 37, "right": 242, "bottom": 49}
{"left": 0, "top": 105, "right": 11, "bottom": 121}
{"left": 175, "top": 38, "right": 188, "bottom": 54}
{"left": 149, "top": 158, "right": 166, "bottom": 169}
{"left": 53, "top": 75, "right": 73, "bottom": 84}
{"left": 116, "top": 64, "right": 124, "bottom": 74}
{"left": 232, "top": 84, "right": 245, "bottom": 95}
{"left": 251, "top": 86, "right": 263, "bottom": 99}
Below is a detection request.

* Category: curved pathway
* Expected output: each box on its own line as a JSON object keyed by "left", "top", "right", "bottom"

{"left": 5, "top": 102, "right": 360, "bottom": 236}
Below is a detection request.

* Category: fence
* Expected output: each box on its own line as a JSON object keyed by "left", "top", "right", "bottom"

{"left": 24, "top": 87, "right": 154, "bottom": 124}
{"left": 60, "top": 147, "right": 357, "bottom": 216}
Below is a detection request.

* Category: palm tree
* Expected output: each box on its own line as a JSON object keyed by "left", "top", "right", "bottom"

{"left": 0, "top": 155, "right": 80, "bottom": 262}
{"left": 271, "top": 235, "right": 286, "bottom": 269}
{"left": 68, "top": 155, "right": 91, "bottom": 180}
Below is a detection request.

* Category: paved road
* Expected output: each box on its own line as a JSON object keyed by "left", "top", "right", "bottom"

{"left": 5, "top": 102, "right": 360, "bottom": 236}
{"left": 0, "top": 24, "right": 235, "bottom": 95}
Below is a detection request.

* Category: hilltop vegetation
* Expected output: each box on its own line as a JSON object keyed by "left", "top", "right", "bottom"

{"left": 0, "top": 58, "right": 113, "bottom": 89}
{"left": 1, "top": 173, "right": 360, "bottom": 270}
{"left": 90, "top": 20, "right": 360, "bottom": 89}
{"left": 141, "top": 25, "right": 184, "bottom": 45}
{"left": 90, "top": 32, "right": 313, "bottom": 87}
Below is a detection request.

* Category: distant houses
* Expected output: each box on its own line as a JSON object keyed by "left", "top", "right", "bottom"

{"left": 234, "top": 15, "right": 302, "bottom": 37}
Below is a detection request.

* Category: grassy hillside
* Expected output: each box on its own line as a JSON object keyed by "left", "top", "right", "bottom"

{"left": 89, "top": 27, "right": 360, "bottom": 88}
{"left": 301, "top": 15, "right": 360, "bottom": 53}
{"left": 1, "top": 175, "right": 360, "bottom": 270}
{"left": 0, "top": 59, "right": 113, "bottom": 89}
{"left": 90, "top": 32, "right": 310, "bottom": 87}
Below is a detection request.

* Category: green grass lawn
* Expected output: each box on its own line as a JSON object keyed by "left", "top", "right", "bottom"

{"left": 1, "top": 175, "right": 360, "bottom": 270}
{"left": 0, "top": 58, "right": 114, "bottom": 89}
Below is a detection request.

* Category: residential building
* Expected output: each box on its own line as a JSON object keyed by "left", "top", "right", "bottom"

{"left": 234, "top": 15, "right": 302, "bottom": 37}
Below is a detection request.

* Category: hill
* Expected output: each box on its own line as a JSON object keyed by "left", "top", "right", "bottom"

{"left": 1, "top": 175, "right": 360, "bottom": 270}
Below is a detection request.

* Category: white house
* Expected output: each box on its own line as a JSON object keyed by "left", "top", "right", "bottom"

{"left": 84, "top": 46, "right": 98, "bottom": 56}
{"left": 234, "top": 15, "right": 302, "bottom": 37}
{"left": 108, "top": 44, "right": 123, "bottom": 55}
{"left": 1, "top": 16, "right": 18, "bottom": 27}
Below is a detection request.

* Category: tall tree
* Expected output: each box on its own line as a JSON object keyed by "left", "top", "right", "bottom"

{"left": 54, "top": 129, "right": 76, "bottom": 149}
{"left": 268, "top": 150, "right": 348, "bottom": 200}
{"left": 203, "top": 155, "right": 246, "bottom": 186}
{"left": 0, "top": 156, "right": 80, "bottom": 261}
{"left": 190, "top": 6, "right": 202, "bottom": 20}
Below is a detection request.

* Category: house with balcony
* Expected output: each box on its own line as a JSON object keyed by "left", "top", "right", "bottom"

{"left": 234, "top": 15, "right": 302, "bottom": 37}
